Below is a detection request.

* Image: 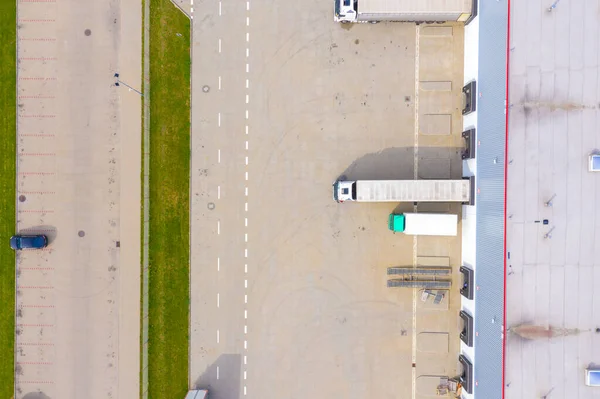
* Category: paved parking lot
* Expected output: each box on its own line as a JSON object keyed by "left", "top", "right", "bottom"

{"left": 189, "top": 0, "right": 467, "bottom": 396}
{"left": 15, "top": 0, "right": 141, "bottom": 397}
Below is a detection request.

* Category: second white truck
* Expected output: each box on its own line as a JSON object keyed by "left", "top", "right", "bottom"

{"left": 333, "top": 178, "right": 472, "bottom": 204}
{"left": 334, "top": 0, "right": 473, "bottom": 23}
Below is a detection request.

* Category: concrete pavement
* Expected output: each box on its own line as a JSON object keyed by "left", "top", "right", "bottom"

{"left": 189, "top": 0, "right": 467, "bottom": 397}
{"left": 15, "top": 0, "right": 141, "bottom": 397}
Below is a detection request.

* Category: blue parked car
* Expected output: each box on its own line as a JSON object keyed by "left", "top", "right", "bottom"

{"left": 10, "top": 235, "right": 48, "bottom": 250}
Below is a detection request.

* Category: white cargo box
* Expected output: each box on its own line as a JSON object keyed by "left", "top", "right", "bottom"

{"left": 357, "top": 0, "right": 472, "bottom": 22}
{"left": 402, "top": 213, "right": 458, "bottom": 236}
{"left": 356, "top": 180, "right": 470, "bottom": 203}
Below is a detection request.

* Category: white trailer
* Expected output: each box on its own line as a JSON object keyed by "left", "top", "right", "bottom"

{"left": 334, "top": 0, "right": 473, "bottom": 23}
{"left": 390, "top": 213, "right": 458, "bottom": 236}
{"left": 333, "top": 179, "right": 472, "bottom": 203}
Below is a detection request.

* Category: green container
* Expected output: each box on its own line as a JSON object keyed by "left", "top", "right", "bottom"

{"left": 388, "top": 213, "right": 406, "bottom": 232}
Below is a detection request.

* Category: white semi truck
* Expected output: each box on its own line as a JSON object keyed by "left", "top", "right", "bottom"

{"left": 334, "top": 0, "right": 473, "bottom": 23}
{"left": 333, "top": 178, "right": 472, "bottom": 203}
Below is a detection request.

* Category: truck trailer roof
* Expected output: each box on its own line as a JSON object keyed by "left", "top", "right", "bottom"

{"left": 358, "top": 0, "right": 472, "bottom": 14}
{"left": 355, "top": 179, "right": 470, "bottom": 202}
{"left": 401, "top": 213, "right": 458, "bottom": 236}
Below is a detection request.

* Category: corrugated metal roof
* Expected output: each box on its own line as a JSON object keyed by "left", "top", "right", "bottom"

{"left": 472, "top": 0, "right": 508, "bottom": 398}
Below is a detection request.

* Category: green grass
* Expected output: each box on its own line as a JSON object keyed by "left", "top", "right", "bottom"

{"left": 147, "top": 0, "right": 191, "bottom": 397}
{"left": 0, "top": 0, "right": 16, "bottom": 396}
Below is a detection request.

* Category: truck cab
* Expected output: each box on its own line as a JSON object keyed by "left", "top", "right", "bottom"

{"left": 333, "top": 180, "right": 356, "bottom": 202}
{"left": 334, "top": 0, "right": 357, "bottom": 23}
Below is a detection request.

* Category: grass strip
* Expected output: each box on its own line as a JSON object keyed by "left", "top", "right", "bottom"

{"left": 147, "top": 0, "right": 191, "bottom": 397}
{"left": 0, "top": 0, "right": 17, "bottom": 396}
